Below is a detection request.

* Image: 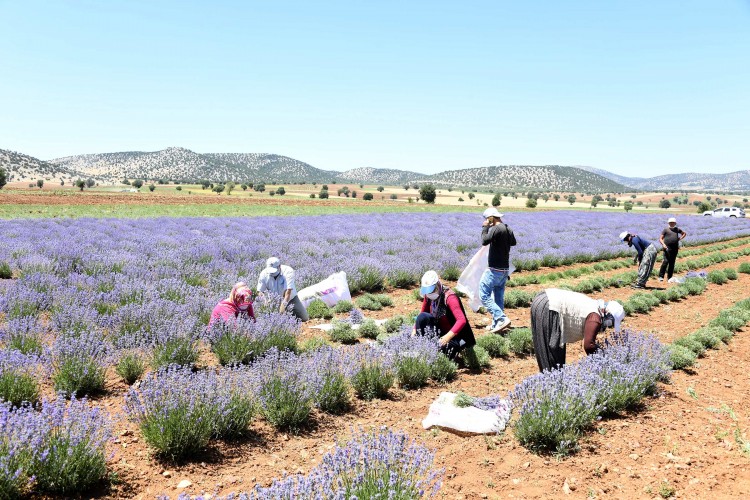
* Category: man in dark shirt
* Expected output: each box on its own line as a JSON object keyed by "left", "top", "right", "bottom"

{"left": 480, "top": 208, "right": 517, "bottom": 332}
{"left": 658, "top": 217, "right": 687, "bottom": 282}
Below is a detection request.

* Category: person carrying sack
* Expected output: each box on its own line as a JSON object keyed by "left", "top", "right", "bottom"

{"left": 479, "top": 208, "right": 516, "bottom": 333}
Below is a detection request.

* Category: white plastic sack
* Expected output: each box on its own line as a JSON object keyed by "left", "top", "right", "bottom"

{"left": 298, "top": 272, "right": 351, "bottom": 309}
{"left": 456, "top": 246, "right": 489, "bottom": 312}
{"left": 421, "top": 392, "right": 511, "bottom": 435}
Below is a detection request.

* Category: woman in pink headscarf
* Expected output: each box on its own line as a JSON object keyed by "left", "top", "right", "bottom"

{"left": 209, "top": 282, "right": 255, "bottom": 327}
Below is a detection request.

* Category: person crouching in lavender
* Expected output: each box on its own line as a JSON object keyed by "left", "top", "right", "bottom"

{"left": 530, "top": 288, "right": 625, "bottom": 372}
{"left": 412, "top": 270, "right": 476, "bottom": 360}
{"left": 209, "top": 282, "right": 254, "bottom": 328}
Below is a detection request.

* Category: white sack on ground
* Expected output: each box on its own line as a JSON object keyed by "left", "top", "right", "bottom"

{"left": 298, "top": 271, "right": 351, "bottom": 308}
{"left": 422, "top": 392, "right": 512, "bottom": 435}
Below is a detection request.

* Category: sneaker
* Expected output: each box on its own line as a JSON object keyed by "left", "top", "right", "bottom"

{"left": 491, "top": 318, "right": 511, "bottom": 333}
{"left": 630, "top": 284, "right": 645, "bottom": 289}
{"left": 657, "top": 277, "right": 663, "bottom": 282}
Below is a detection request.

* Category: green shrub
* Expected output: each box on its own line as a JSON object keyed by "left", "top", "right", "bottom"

{"left": 690, "top": 329, "right": 721, "bottom": 349}
{"left": 382, "top": 315, "right": 408, "bottom": 334}
{"left": 504, "top": 290, "right": 534, "bottom": 309}
{"left": 673, "top": 335, "right": 706, "bottom": 356}
{"left": 697, "top": 326, "right": 733, "bottom": 344}
{"left": 357, "top": 266, "right": 385, "bottom": 292}
{"left": 509, "top": 328, "right": 534, "bottom": 355}
{"left": 684, "top": 278, "right": 707, "bottom": 296}
{"left": 707, "top": 270, "right": 727, "bottom": 285}
{"left": 652, "top": 290, "right": 669, "bottom": 304}
{"left": 477, "top": 334, "right": 510, "bottom": 358}
{"left": 430, "top": 353, "right": 457, "bottom": 383}
{"left": 665, "top": 287, "right": 685, "bottom": 302}
{"left": 298, "top": 336, "right": 331, "bottom": 353}
{"left": 53, "top": 356, "right": 106, "bottom": 396}
{"left": 441, "top": 264, "right": 461, "bottom": 281}
{"left": 0, "top": 261, "right": 11, "bottom": 279}
{"left": 387, "top": 269, "right": 419, "bottom": 288}
{"left": 314, "top": 371, "right": 351, "bottom": 414}
{"left": 358, "top": 319, "right": 381, "bottom": 339}
{"left": 115, "top": 352, "right": 146, "bottom": 384}
{"left": 0, "top": 371, "right": 39, "bottom": 407}
{"left": 260, "top": 375, "right": 314, "bottom": 430}
{"left": 352, "top": 363, "right": 394, "bottom": 400}
{"left": 667, "top": 344, "right": 697, "bottom": 370}
{"left": 462, "top": 346, "right": 491, "bottom": 370}
{"left": 709, "top": 310, "right": 750, "bottom": 332}
{"left": 333, "top": 300, "right": 354, "bottom": 313}
{"left": 371, "top": 294, "right": 394, "bottom": 307}
{"left": 376, "top": 331, "right": 396, "bottom": 344}
{"left": 307, "top": 299, "right": 333, "bottom": 319}
{"left": 329, "top": 321, "right": 359, "bottom": 344}
{"left": 5, "top": 329, "right": 44, "bottom": 355}
{"left": 211, "top": 329, "right": 255, "bottom": 365}
{"left": 152, "top": 337, "right": 199, "bottom": 369}
{"left": 724, "top": 268, "right": 738, "bottom": 280}
{"left": 738, "top": 262, "right": 750, "bottom": 274}
{"left": 395, "top": 355, "right": 432, "bottom": 390}
{"left": 356, "top": 295, "right": 382, "bottom": 311}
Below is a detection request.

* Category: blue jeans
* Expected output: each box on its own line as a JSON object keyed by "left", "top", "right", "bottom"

{"left": 479, "top": 269, "right": 509, "bottom": 325}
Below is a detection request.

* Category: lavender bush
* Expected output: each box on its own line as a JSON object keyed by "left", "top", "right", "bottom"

{"left": 51, "top": 331, "right": 111, "bottom": 396}
{"left": 510, "top": 330, "right": 669, "bottom": 454}
{"left": 124, "top": 366, "right": 256, "bottom": 459}
{"left": 0, "top": 396, "right": 112, "bottom": 495}
{"left": 0, "top": 351, "right": 40, "bottom": 408}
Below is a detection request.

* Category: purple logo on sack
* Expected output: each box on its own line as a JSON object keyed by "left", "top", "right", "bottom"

{"left": 318, "top": 287, "right": 337, "bottom": 296}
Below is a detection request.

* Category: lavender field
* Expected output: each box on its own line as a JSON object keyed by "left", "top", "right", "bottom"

{"left": 1, "top": 211, "right": 749, "bottom": 497}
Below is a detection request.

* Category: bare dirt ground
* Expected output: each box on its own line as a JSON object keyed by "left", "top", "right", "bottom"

{"left": 57, "top": 249, "right": 750, "bottom": 500}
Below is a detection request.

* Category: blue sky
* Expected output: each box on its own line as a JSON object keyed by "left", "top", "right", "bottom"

{"left": 1, "top": 1, "right": 748, "bottom": 176}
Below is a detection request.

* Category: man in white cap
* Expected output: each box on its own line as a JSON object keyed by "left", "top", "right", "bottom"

{"left": 658, "top": 217, "right": 687, "bottom": 282}
{"left": 480, "top": 207, "right": 517, "bottom": 333}
{"left": 529, "top": 288, "right": 625, "bottom": 372}
{"left": 256, "top": 257, "right": 309, "bottom": 321}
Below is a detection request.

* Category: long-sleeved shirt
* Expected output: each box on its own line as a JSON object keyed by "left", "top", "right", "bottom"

{"left": 481, "top": 223, "right": 517, "bottom": 269}
{"left": 209, "top": 300, "right": 255, "bottom": 328}
{"left": 629, "top": 235, "right": 652, "bottom": 263}
{"left": 420, "top": 291, "right": 472, "bottom": 342}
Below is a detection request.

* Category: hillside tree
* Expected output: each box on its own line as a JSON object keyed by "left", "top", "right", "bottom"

{"left": 526, "top": 198, "right": 537, "bottom": 208}
{"left": 276, "top": 186, "right": 286, "bottom": 195}
{"left": 623, "top": 201, "right": 634, "bottom": 212}
{"left": 0, "top": 167, "right": 6, "bottom": 189}
{"left": 491, "top": 193, "right": 502, "bottom": 207}
{"left": 659, "top": 199, "right": 671, "bottom": 209}
{"left": 419, "top": 184, "right": 437, "bottom": 204}
{"left": 133, "top": 179, "right": 144, "bottom": 189}
{"left": 86, "top": 178, "right": 95, "bottom": 188}
{"left": 567, "top": 194, "right": 577, "bottom": 205}
{"left": 696, "top": 202, "right": 712, "bottom": 213}
{"left": 363, "top": 192, "right": 374, "bottom": 200}
{"left": 377, "top": 186, "right": 384, "bottom": 192}
{"left": 319, "top": 188, "right": 329, "bottom": 199}
{"left": 37, "top": 179, "right": 44, "bottom": 189}
{"left": 75, "top": 179, "right": 86, "bottom": 191}
{"left": 148, "top": 184, "right": 155, "bottom": 192}
{"left": 213, "top": 184, "right": 225, "bottom": 194}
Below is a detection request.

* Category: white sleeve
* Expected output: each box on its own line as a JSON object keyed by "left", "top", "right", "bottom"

{"left": 257, "top": 273, "right": 268, "bottom": 293}
{"left": 283, "top": 267, "right": 295, "bottom": 290}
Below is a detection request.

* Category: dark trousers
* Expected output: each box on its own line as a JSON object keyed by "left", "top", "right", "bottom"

{"left": 415, "top": 312, "right": 466, "bottom": 360}
{"left": 658, "top": 247, "right": 678, "bottom": 280}
{"left": 530, "top": 292, "right": 566, "bottom": 372}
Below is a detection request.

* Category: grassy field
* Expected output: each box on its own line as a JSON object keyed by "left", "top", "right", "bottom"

{"left": 1, "top": 181, "right": 745, "bottom": 219}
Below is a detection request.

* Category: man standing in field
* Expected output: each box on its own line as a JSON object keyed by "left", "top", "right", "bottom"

{"left": 257, "top": 257, "right": 309, "bottom": 322}
{"left": 480, "top": 208, "right": 516, "bottom": 333}
{"left": 658, "top": 217, "right": 687, "bottom": 282}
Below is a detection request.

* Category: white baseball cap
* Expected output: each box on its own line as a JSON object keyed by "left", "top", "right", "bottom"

{"left": 420, "top": 270, "right": 439, "bottom": 296}
{"left": 667, "top": 217, "right": 677, "bottom": 224}
{"left": 265, "top": 257, "right": 281, "bottom": 273}
{"left": 483, "top": 207, "right": 504, "bottom": 219}
{"left": 619, "top": 231, "right": 629, "bottom": 241}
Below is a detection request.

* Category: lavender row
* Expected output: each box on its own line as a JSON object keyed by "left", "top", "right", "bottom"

{"left": 510, "top": 330, "right": 670, "bottom": 454}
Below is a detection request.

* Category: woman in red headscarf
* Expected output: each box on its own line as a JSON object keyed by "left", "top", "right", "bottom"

{"left": 209, "top": 282, "right": 255, "bottom": 327}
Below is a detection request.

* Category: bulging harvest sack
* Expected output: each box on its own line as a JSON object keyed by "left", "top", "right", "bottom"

{"left": 298, "top": 271, "right": 351, "bottom": 308}
{"left": 421, "top": 392, "right": 511, "bottom": 435}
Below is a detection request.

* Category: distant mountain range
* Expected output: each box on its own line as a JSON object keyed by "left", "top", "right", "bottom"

{"left": 1, "top": 146, "right": 748, "bottom": 192}
{"left": 576, "top": 165, "right": 750, "bottom": 192}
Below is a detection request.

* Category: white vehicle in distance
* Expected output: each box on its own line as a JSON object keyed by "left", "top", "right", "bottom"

{"left": 703, "top": 206, "right": 746, "bottom": 218}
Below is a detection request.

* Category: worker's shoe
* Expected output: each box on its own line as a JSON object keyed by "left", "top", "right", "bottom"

{"left": 491, "top": 318, "right": 511, "bottom": 333}
{"left": 630, "top": 283, "right": 645, "bottom": 289}
{"left": 657, "top": 277, "right": 663, "bottom": 282}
